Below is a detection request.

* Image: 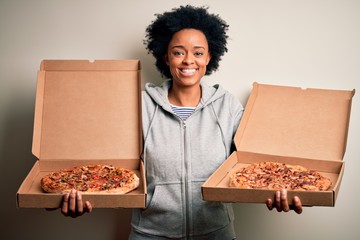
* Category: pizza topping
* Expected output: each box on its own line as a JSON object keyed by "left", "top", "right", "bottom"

{"left": 229, "top": 161, "right": 332, "bottom": 191}
{"left": 41, "top": 164, "right": 140, "bottom": 194}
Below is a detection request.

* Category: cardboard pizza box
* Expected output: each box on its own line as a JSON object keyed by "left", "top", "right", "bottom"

{"left": 202, "top": 82, "right": 355, "bottom": 206}
{"left": 17, "top": 59, "right": 146, "bottom": 208}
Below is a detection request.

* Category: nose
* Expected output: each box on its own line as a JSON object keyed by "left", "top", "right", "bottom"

{"left": 182, "top": 53, "right": 194, "bottom": 65}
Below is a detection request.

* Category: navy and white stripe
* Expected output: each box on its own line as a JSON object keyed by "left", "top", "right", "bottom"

{"left": 171, "top": 105, "right": 196, "bottom": 120}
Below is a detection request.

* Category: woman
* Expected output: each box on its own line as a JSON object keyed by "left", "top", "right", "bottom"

{"left": 60, "top": 5, "right": 302, "bottom": 239}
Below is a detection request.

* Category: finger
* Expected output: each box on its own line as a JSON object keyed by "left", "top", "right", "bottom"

{"left": 68, "top": 189, "right": 77, "bottom": 215}
{"left": 280, "top": 189, "right": 290, "bottom": 212}
{"left": 266, "top": 198, "right": 273, "bottom": 211}
{"left": 275, "top": 190, "right": 282, "bottom": 212}
{"left": 76, "top": 191, "right": 84, "bottom": 215}
{"left": 85, "top": 201, "right": 93, "bottom": 213}
{"left": 292, "top": 196, "right": 303, "bottom": 214}
{"left": 61, "top": 192, "right": 70, "bottom": 216}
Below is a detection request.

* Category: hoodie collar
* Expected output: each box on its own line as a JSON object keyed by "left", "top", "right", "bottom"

{"left": 145, "top": 79, "right": 226, "bottom": 111}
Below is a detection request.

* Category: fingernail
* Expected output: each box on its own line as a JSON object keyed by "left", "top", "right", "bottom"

{"left": 64, "top": 192, "right": 70, "bottom": 201}
{"left": 276, "top": 191, "right": 281, "bottom": 198}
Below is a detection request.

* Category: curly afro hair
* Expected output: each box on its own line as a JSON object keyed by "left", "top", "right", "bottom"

{"left": 144, "top": 5, "right": 229, "bottom": 79}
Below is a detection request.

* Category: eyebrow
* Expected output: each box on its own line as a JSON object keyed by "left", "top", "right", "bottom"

{"left": 171, "top": 45, "right": 206, "bottom": 50}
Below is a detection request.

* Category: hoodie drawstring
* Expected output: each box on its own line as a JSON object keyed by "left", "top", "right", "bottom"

{"left": 211, "top": 102, "right": 228, "bottom": 157}
{"left": 142, "top": 104, "right": 159, "bottom": 172}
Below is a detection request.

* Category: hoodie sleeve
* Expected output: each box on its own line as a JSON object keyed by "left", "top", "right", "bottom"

{"left": 229, "top": 94, "right": 244, "bottom": 152}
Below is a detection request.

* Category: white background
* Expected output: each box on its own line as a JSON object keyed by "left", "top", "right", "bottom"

{"left": 1, "top": 0, "right": 359, "bottom": 239}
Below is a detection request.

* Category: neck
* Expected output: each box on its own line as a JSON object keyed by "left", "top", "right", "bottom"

{"left": 168, "top": 84, "right": 201, "bottom": 107}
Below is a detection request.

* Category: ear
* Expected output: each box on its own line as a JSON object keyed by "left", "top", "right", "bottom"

{"left": 206, "top": 52, "right": 212, "bottom": 65}
{"left": 164, "top": 54, "right": 169, "bottom": 66}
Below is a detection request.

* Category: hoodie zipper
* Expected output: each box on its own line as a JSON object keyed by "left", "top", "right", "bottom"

{"left": 182, "top": 119, "right": 190, "bottom": 239}
{"left": 174, "top": 109, "right": 200, "bottom": 238}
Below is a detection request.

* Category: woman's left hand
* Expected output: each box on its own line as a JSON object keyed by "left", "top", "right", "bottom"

{"left": 266, "top": 189, "right": 302, "bottom": 214}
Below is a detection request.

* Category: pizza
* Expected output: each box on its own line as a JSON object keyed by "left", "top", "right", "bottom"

{"left": 229, "top": 161, "right": 331, "bottom": 191}
{"left": 41, "top": 164, "right": 140, "bottom": 194}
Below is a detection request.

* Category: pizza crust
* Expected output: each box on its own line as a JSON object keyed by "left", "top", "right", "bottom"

{"left": 229, "top": 161, "right": 332, "bottom": 191}
{"left": 40, "top": 164, "right": 140, "bottom": 194}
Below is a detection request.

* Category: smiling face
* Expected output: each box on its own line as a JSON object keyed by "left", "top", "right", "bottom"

{"left": 165, "top": 29, "right": 211, "bottom": 89}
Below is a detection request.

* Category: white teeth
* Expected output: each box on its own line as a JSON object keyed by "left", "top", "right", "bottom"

{"left": 181, "top": 69, "right": 196, "bottom": 73}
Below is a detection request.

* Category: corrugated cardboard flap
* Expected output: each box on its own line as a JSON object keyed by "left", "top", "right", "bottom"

{"left": 235, "top": 82, "right": 355, "bottom": 161}
{"left": 32, "top": 60, "right": 142, "bottom": 161}
{"left": 40, "top": 59, "right": 141, "bottom": 71}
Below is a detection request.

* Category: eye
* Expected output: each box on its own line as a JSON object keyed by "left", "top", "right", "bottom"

{"left": 194, "top": 51, "right": 204, "bottom": 56}
{"left": 173, "top": 50, "right": 184, "bottom": 56}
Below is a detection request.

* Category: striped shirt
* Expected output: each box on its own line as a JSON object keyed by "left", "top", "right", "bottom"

{"left": 171, "top": 104, "right": 196, "bottom": 120}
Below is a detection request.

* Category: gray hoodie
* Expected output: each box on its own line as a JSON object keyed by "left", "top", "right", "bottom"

{"left": 130, "top": 80, "right": 244, "bottom": 239}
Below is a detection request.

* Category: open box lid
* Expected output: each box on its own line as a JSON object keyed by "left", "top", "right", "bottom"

{"left": 32, "top": 60, "right": 142, "bottom": 161}
{"left": 235, "top": 82, "right": 355, "bottom": 161}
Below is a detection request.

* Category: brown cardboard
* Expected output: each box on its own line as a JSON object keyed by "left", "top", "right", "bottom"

{"left": 17, "top": 60, "right": 146, "bottom": 208}
{"left": 202, "top": 82, "right": 355, "bottom": 206}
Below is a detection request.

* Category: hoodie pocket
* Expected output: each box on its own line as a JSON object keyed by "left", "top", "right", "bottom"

{"left": 192, "top": 181, "right": 233, "bottom": 236}
{"left": 138, "top": 184, "right": 183, "bottom": 237}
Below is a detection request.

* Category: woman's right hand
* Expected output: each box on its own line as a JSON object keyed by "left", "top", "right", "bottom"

{"left": 61, "top": 189, "right": 93, "bottom": 218}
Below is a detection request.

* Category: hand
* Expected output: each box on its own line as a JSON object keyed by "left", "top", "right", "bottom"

{"left": 61, "top": 189, "right": 93, "bottom": 218}
{"left": 266, "top": 189, "right": 302, "bottom": 214}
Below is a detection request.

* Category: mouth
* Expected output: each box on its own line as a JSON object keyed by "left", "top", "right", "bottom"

{"left": 179, "top": 68, "right": 198, "bottom": 75}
